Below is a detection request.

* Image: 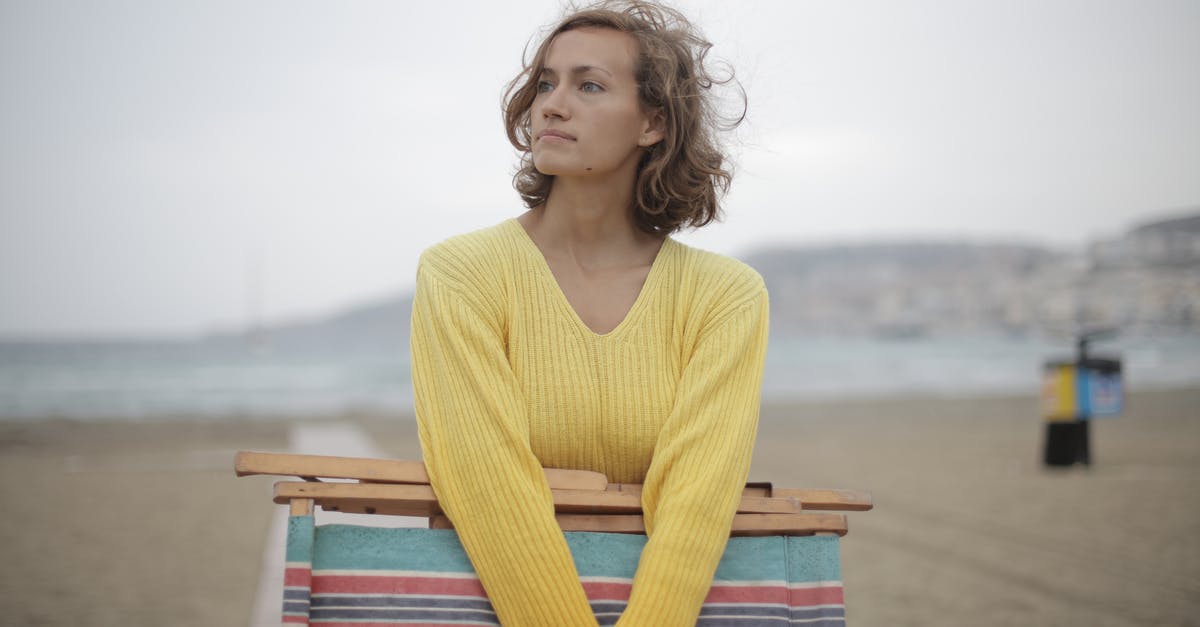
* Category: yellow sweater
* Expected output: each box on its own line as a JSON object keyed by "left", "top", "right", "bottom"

{"left": 410, "top": 218, "right": 769, "bottom": 626}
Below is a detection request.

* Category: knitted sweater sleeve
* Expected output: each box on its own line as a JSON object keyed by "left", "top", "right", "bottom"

{"left": 617, "top": 286, "right": 770, "bottom": 626}
{"left": 410, "top": 254, "right": 599, "bottom": 627}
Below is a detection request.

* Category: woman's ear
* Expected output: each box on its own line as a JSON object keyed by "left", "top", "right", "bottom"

{"left": 638, "top": 108, "right": 666, "bottom": 147}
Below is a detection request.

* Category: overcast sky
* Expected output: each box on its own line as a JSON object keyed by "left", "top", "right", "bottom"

{"left": 2, "top": 0, "right": 1198, "bottom": 338}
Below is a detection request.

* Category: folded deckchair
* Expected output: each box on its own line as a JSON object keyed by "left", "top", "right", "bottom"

{"left": 236, "top": 451, "right": 872, "bottom": 626}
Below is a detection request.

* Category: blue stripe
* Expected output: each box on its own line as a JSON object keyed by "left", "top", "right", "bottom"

{"left": 282, "top": 588, "right": 311, "bottom": 601}
{"left": 281, "top": 601, "right": 309, "bottom": 614}
{"left": 309, "top": 607, "right": 498, "bottom": 623}
{"left": 701, "top": 604, "right": 791, "bottom": 618}
{"left": 311, "top": 595, "right": 494, "bottom": 611}
{"left": 697, "top": 618, "right": 791, "bottom": 626}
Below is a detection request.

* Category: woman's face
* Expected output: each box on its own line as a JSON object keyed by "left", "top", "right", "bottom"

{"left": 530, "top": 28, "right": 662, "bottom": 181}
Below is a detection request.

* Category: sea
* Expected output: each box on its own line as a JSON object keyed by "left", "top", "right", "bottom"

{"left": 1, "top": 330, "right": 1198, "bottom": 421}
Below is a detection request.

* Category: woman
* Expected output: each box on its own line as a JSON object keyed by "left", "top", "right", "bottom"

{"left": 410, "top": 2, "right": 768, "bottom": 625}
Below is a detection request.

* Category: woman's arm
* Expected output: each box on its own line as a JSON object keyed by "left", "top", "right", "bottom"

{"left": 411, "top": 255, "right": 599, "bottom": 627}
{"left": 617, "top": 287, "right": 770, "bottom": 626}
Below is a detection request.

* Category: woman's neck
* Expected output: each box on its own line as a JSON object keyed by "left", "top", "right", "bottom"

{"left": 518, "top": 177, "right": 662, "bottom": 270}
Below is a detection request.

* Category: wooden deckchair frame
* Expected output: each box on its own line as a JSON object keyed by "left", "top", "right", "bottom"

{"left": 236, "top": 451, "right": 871, "bottom": 537}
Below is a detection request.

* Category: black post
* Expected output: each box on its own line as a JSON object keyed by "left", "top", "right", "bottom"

{"left": 1043, "top": 421, "right": 1089, "bottom": 466}
{"left": 1042, "top": 329, "right": 1113, "bottom": 467}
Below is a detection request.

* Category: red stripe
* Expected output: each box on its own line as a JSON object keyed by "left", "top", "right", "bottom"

{"left": 307, "top": 619, "right": 480, "bottom": 624}
{"left": 281, "top": 616, "right": 308, "bottom": 624}
{"left": 790, "top": 585, "right": 845, "bottom": 606}
{"left": 313, "top": 574, "right": 487, "bottom": 597}
{"left": 580, "top": 580, "right": 632, "bottom": 600}
{"left": 284, "top": 567, "right": 312, "bottom": 587}
{"left": 705, "top": 584, "right": 790, "bottom": 604}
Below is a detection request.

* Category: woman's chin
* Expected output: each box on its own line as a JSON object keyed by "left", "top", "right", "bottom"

{"left": 532, "top": 156, "right": 567, "bottom": 177}
{"left": 533, "top": 164, "right": 576, "bottom": 178}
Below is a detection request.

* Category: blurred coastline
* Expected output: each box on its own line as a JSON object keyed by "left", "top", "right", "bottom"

{"left": 2, "top": 210, "right": 1197, "bottom": 421}
{"left": 2, "top": 329, "right": 1198, "bottom": 421}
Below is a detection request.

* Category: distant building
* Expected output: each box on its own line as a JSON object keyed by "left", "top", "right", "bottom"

{"left": 1090, "top": 210, "right": 1200, "bottom": 269}
{"left": 745, "top": 209, "right": 1200, "bottom": 336}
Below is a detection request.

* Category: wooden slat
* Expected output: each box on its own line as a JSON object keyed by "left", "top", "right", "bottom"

{"left": 730, "top": 513, "right": 848, "bottom": 537}
{"left": 274, "top": 482, "right": 806, "bottom": 517}
{"left": 275, "top": 482, "right": 441, "bottom": 516}
{"left": 552, "top": 490, "right": 802, "bottom": 515}
{"left": 773, "top": 488, "right": 873, "bottom": 511}
{"left": 429, "top": 513, "right": 848, "bottom": 537}
{"left": 610, "top": 483, "right": 872, "bottom": 511}
{"left": 236, "top": 451, "right": 609, "bottom": 491}
{"left": 239, "top": 452, "right": 872, "bottom": 512}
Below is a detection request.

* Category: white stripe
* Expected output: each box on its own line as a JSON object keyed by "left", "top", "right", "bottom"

{"left": 313, "top": 593, "right": 489, "bottom": 601}
{"left": 579, "top": 576, "right": 801, "bottom": 587}
{"left": 710, "top": 579, "right": 789, "bottom": 587}
{"left": 790, "top": 616, "right": 846, "bottom": 624}
{"left": 701, "top": 602, "right": 790, "bottom": 608}
{"left": 577, "top": 575, "right": 634, "bottom": 584}
{"left": 788, "top": 580, "right": 844, "bottom": 589}
{"left": 314, "top": 605, "right": 494, "bottom": 613}
{"left": 700, "top": 614, "right": 792, "bottom": 619}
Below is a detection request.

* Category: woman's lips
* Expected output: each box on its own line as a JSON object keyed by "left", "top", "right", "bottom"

{"left": 537, "top": 129, "right": 576, "bottom": 142}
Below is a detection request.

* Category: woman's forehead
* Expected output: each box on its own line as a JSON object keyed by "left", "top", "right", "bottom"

{"left": 543, "top": 28, "right": 638, "bottom": 78}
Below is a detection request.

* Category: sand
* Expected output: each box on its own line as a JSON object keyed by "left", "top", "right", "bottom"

{"left": 1, "top": 388, "right": 1197, "bottom": 626}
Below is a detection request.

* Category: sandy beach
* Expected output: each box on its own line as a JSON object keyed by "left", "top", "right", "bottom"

{"left": 1, "top": 387, "right": 1197, "bottom": 626}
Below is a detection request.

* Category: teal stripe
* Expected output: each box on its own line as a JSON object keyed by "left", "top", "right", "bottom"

{"left": 308, "top": 526, "right": 841, "bottom": 584}
{"left": 714, "top": 536, "right": 789, "bottom": 582}
{"left": 786, "top": 535, "right": 842, "bottom": 583}
{"left": 313, "top": 527, "right": 474, "bottom": 572}
{"left": 564, "top": 532, "right": 644, "bottom": 578}
{"left": 286, "top": 515, "right": 315, "bottom": 563}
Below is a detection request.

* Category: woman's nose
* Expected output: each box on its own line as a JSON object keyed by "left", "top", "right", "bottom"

{"left": 539, "top": 86, "right": 569, "bottom": 120}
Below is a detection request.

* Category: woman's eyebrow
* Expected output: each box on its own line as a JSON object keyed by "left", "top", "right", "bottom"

{"left": 540, "top": 65, "right": 614, "bottom": 78}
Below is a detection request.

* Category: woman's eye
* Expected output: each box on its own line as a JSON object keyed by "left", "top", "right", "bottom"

{"left": 536, "top": 80, "right": 554, "bottom": 93}
{"left": 580, "top": 81, "right": 604, "bottom": 93}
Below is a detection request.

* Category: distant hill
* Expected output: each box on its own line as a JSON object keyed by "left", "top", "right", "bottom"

{"left": 743, "top": 241, "right": 1066, "bottom": 335}
{"left": 198, "top": 294, "right": 413, "bottom": 357}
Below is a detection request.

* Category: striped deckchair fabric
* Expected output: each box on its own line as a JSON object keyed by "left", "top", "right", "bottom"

{"left": 236, "top": 452, "right": 870, "bottom": 627}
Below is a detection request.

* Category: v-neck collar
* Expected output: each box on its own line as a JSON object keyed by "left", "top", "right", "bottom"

{"left": 506, "top": 218, "right": 674, "bottom": 339}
